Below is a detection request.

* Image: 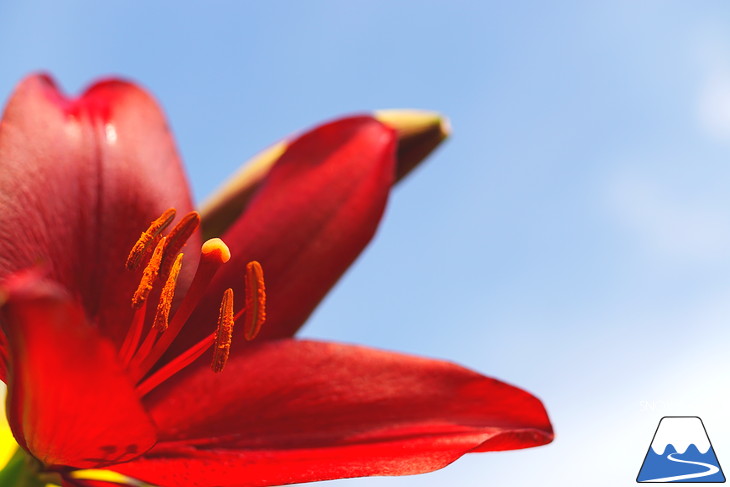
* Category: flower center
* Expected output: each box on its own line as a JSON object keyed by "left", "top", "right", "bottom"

{"left": 118, "top": 208, "right": 266, "bottom": 397}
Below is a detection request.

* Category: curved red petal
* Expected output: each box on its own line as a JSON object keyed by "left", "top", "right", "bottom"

{"left": 118, "top": 340, "right": 552, "bottom": 486}
{"left": 0, "top": 273, "right": 157, "bottom": 469}
{"left": 0, "top": 74, "right": 196, "bottom": 348}
{"left": 163, "top": 116, "right": 396, "bottom": 362}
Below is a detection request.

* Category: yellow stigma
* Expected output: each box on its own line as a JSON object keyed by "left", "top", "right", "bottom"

{"left": 201, "top": 238, "right": 231, "bottom": 263}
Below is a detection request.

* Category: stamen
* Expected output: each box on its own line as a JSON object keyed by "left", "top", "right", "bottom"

{"left": 131, "top": 237, "right": 167, "bottom": 308}
{"left": 153, "top": 253, "right": 184, "bottom": 332}
{"left": 135, "top": 331, "right": 216, "bottom": 397}
{"left": 159, "top": 211, "right": 200, "bottom": 279}
{"left": 126, "top": 208, "right": 176, "bottom": 270}
{"left": 118, "top": 302, "right": 148, "bottom": 366}
{"left": 212, "top": 288, "right": 235, "bottom": 373}
{"left": 130, "top": 322, "right": 161, "bottom": 381}
{"left": 243, "top": 261, "right": 266, "bottom": 341}
{"left": 129, "top": 238, "right": 231, "bottom": 381}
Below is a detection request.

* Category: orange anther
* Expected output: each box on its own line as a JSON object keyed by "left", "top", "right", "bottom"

{"left": 243, "top": 261, "right": 266, "bottom": 341}
{"left": 126, "top": 208, "right": 176, "bottom": 271}
{"left": 159, "top": 212, "right": 200, "bottom": 279}
{"left": 153, "top": 253, "right": 184, "bottom": 332}
{"left": 211, "top": 288, "right": 234, "bottom": 373}
{"left": 132, "top": 237, "right": 166, "bottom": 309}
{"left": 131, "top": 238, "right": 233, "bottom": 381}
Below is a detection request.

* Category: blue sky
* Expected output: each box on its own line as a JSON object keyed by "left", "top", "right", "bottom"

{"left": 3, "top": 1, "right": 730, "bottom": 485}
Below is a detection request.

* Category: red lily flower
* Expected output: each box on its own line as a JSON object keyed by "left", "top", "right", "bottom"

{"left": 0, "top": 74, "right": 553, "bottom": 487}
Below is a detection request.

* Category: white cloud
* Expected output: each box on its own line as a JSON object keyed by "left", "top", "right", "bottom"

{"left": 693, "top": 27, "right": 730, "bottom": 141}
{"left": 606, "top": 174, "right": 730, "bottom": 264}
{"left": 697, "top": 70, "right": 730, "bottom": 141}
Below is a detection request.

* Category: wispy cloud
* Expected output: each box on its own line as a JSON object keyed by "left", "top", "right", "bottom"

{"left": 697, "top": 71, "right": 730, "bottom": 141}
{"left": 694, "top": 27, "right": 730, "bottom": 141}
{"left": 606, "top": 173, "right": 730, "bottom": 264}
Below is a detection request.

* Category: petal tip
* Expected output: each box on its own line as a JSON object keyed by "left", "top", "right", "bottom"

{"left": 374, "top": 109, "right": 451, "bottom": 141}
{"left": 373, "top": 109, "right": 450, "bottom": 180}
{"left": 8, "top": 73, "right": 67, "bottom": 110}
{"left": 16, "top": 72, "right": 57, "bottom": 89}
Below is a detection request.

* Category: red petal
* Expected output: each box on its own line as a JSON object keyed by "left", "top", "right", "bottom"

{"left": 199, "top": 110, "right": 449, "bottom": 240}
{"left": 114, "top": 340, "right": 552, "bottom": 486}
{"left": 0, "top": 273, "right": 157, "bottom": 469}
{"left": 0, "top": 74, "right": 196, "bottom": 348}
{"left": 165, "top": 116, "right": 396, "bottom": 361}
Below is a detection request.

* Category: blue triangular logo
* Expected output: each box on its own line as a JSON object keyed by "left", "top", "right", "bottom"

{"left": 637, "top": 416, "right": 725, "bottom": 483}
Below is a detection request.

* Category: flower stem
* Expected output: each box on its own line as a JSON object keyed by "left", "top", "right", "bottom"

{"left": 0, "top": 448, "right": 53, "bottom": 487}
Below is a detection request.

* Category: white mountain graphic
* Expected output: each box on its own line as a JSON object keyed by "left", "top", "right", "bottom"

{"left": 651, "top": 417, "right": 711, "bottom": 455}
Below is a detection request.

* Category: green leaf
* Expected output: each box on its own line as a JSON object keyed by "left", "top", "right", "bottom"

{"left": 0, "top": 448, "right": 53, "bottom": 487}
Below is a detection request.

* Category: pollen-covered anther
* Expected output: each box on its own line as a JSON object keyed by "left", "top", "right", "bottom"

{"left": 153, "top": 252, "right": 184, "bottom": 332}
{"left": 132, "top": 236, "right": 167, "bottom": 309}
{"left": 129, "top": 237, "right": 234, "bottom": 382}
{"left": 212, "top": 288, "right": 235, "bottom": 373}
{"left": 125, "top": 208, "right": 176, "bottom": 271}
{"left": 243, "top": 261, "right": 266, "bottom": 341}
{"left": 159, "top": 211, "right": 200, "bottom": 278}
